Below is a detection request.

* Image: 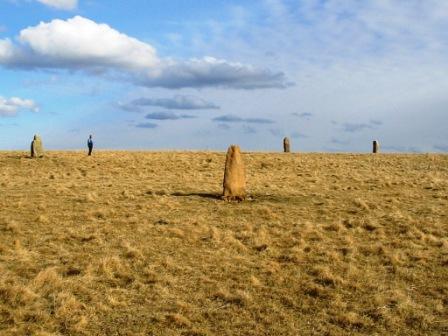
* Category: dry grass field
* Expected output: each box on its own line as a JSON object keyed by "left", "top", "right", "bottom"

{"left": 0, "top": 151, "right": 447, "bottom": 336}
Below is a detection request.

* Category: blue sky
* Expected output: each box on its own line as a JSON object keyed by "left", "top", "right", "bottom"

{"left": 0, "top": 0, "right": 447, "bottom": 152}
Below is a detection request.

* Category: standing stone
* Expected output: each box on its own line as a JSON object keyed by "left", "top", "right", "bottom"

{"left": 223, "top": 145, "right": 246, "bottom": 201}
{"left": 283, "top": 137, "right": 291, "bottom": 153}
{"left": 31, "top": 135, "right": 44, "bottom": 158}
{"left": 373, "top": 140, "right": 379, "bottom": 154}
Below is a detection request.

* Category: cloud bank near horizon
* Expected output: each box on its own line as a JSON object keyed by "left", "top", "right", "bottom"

{"left": 0, "top": 16, "right": 290, "bottom": 89}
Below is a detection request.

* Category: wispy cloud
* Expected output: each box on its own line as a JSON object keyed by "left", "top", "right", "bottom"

{"left": 244, "top": 117, "right": 275, "bottom": 124}
{"left": 291, "top": 131, "right": 308, "bottom": 139}
{"left": 36, "top": 0, "right": 77, "bottom": 10}
{"left": 369, "top": 119, "right": 383, "bottom": 126}
{"left": 340, "top": 119, "right": 383, "bottom": 133}
{"left": 242, "top": 125, "right": 257, "bottom": 134}
{"left": 144, "top": 112, "right": 196, "bottom": 120}
{"left": 341, "top": 123, "right": 374, "bottom": 133}
{"left": 268, "top": 129, "right": 307, "bottom": 138}
{"left": 213, "top": 115, "right": 243, "bottom": 123}
{"left": 292, "top": 112, "right": 313, "bottom": 119}
{"left": 0, "top": 96, "right": 38, "bottom": 117}
{"left": 330, "top": 137, "right": 350, "bottom": 145}
{"left": 434, "top": 144, "right": 448, "bottom": 152}
{"left": 68, "top": 128, "right": 80, "bottom": 133}
{"left": 212, "top": 114, "right": 274, "bottom": 124}
{"left": 120, "top": 95, "right": 219, "bottom": 112}
{"left": 135, "top": 122, "right": 157, "bottom": 129}
{"left": 217, "top": 123, "right": 231, "bottom": 130}
{"left": 269, "top": 128, "right": 282, "bottom": 137}
{"left": 0, "top": 16, "right": 291, "bottom": 89}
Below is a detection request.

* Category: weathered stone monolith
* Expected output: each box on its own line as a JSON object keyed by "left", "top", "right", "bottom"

{"left": 373, "top": 140, "right": 379, "bottom": 154}
{"left": 283, "top": 137, "right": 290, "bottom": 153}
{"left": 31, "top": 135, "right": 44, "bottom": 158}
{"left": 223, "top": 145, "right": 246, "bottom": 201}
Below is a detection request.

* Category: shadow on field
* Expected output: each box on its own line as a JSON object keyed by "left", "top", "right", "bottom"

{"left": 170, "top": 192, "right": 222, "bottom": 200}
{"left": 146, "top": 189, "right": 303, "bottom": 203}
{"left": 169, "top": 192, "right": 301, "bottom": 203}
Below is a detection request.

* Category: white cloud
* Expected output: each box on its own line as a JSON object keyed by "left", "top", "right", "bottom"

{"left": 3, "top": 16, "right": 159, "bottom": 71}
{"left": 0, "top": 16, "right": 289, "bottom": 89}
{"left": 0, "top": 96, "right": 39, "bottom": 117}
{"left": 36, "top": 0, "right": 77, "bottom": 10}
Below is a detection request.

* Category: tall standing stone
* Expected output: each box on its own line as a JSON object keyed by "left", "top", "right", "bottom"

{"left": 283, "top": 137, "right": 291, "bottom": 153}
{"left": 31, "top": 135, "right": 44, "bottom": 158}
{"left": 373, "top": 140, "right": 379, "bottom": 154}
{"left": 223, "top": 145, "right": 246, "bottom": 201}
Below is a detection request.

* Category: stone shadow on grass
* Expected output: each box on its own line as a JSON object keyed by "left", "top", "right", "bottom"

{"left": 170, "top": 192, "right": 222, "bottom": 200}
{"left": 169, "top": 192, "right": 299, "bottom": 203}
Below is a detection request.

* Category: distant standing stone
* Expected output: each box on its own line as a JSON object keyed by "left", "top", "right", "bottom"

{"left": 31, "top": 135, "right": 44, "bottom": 158}
{"left": 283, "top": 137, "right": 291, "bottom": 153}
{"left": 373, "top": 140, "right": 379, "bottom": 154}
{"left": 223, "top": 145, "right": 246, "bottom": 201}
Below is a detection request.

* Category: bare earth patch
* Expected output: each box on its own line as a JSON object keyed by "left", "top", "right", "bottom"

{"left": 0, "top": 151, "right": 447, "bottom": 335}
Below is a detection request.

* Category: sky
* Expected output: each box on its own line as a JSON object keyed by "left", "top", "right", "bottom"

{"left": 0, "top": 0, "right": 447, "bottom": 152}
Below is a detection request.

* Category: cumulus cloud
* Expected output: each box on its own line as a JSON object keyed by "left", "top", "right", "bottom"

{"left": 144, "top": 112, "right": 195, "bottom": 120}
{"left": 121, "top": 95, "right": 219, "bottom": 111}
{"left": 0, "top": 16, "right": 159, "bottom": 70}
{"left": 0, "top": 96, "right": 39, "bottom": 117}
{"left": 213, "top": 114, "right": 275, "bottom": 124}
{"left": 0, "top": 16, "right": 290, "bottom": 89}
{"left": 36, "top": 0, "right": 77, "bottom": 10}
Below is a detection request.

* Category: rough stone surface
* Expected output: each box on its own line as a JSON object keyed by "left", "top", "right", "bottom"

{"left": 373, "top": 140, "right": 379, "bottom": 154}
{"left": 223, "top": 145, "right": 246, "bottom": 201}
{"left": 31, "top": 135, "right": 44, "bottom": 158}
{"left": 283, "top": 137, "right": 291, "bottom": 153}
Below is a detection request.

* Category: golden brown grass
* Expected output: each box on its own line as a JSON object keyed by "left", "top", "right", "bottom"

{"left": 0, "top": 151, "right": 447, "bottom": 335}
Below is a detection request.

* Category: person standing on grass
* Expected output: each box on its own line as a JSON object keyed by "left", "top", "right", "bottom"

{"left": 87, "top": 135, "right": 94, "bottom": 156}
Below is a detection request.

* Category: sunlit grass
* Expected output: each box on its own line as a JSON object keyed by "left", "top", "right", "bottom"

{"left": 0, "top": 151, "right": 447, "bottom": 335}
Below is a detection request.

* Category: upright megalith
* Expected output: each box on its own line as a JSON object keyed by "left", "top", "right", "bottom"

{"left": 283, "top": 137, "right": 290, "bottom": 153}
{"left": 223, "top": 145, "right": 246, "bottom": 201}
{"left": 373, "top": 140, "right": 379, "bottom": 154}
{"left": 31, "top": 135, "right": 44, "bottom": 158}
